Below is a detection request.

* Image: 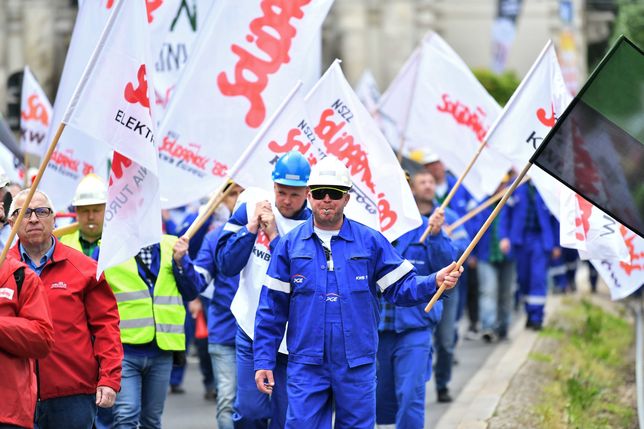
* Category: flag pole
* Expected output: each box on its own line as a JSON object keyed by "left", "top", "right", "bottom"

{"left": 444, "top": 176, "right": 529, "bottom": 235}
{"left": 182, "top": 80, "right": 305, "bottom": 241}
{"left": 425, "top": 161, "right": 532, "bottom": 312}
{"left": 0, "top": 122, "right": 66, "bottom": 266}
{"left": 53, "top": 221, "right": 79, "bottom": 238}
{"left": 419, "top": 139, "right": 487, "bottom": 242}
{"left": 182, "top": 181, "right": 235, "bottom": 240}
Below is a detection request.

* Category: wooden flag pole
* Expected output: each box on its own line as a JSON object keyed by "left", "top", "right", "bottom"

{"left": 444, "top": 176, "right": 529, "bottom": 235}
{"left": 53, "top": 222, "right": 79, "bottom": 238}
{"left": 419, "top": 140, "right": 487, "bottom": 242}
{"left": 424, "top": 161, "right": 532, "bottom": 313}
{"left": 396, "top": 136, "right": 406, "bottom": 163}
{"left": 0, "top": 123, "right": 66, "bottom": 266}
{"left": 182, "top": 180, "right": 235, "bottom": 240}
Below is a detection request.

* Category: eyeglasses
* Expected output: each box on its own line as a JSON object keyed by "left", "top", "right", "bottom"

{"left": 310, "top": 187, "right": 348, "bottom": 201}
{"left": 11, "top": 207, "right": 53, "bottom": 219}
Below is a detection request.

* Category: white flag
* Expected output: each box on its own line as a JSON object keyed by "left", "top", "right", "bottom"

{"left": 378, "top": 47, "right": 421, "bottom": 153}
{"left": 41, "top": 0, "right": 114, "bottom": 209}
{"left": 485, "top": 40, "right": 571, "bottom": 166}
{"left": 305, "top": 61, "right": 422, "bottom": 241}
{"left": 591, "top": 227, "right": 644, "bottom": 300}
{"left": 41, "top": 0, "right": 178, "bottom": 209}
{"left": 62, "top": 0, "right": 162, "bottom": 275}
{"left": 381, "top": 33, "right": 512, "bottom": 201}
{"left": 484, "top": 40, "right": 572, "bottom": 214}
{"left": 151, "top": 0, "right": 213, "bottom": 119}
{"left": 559, "top": 187, "right": 629, "bottom": 261}
{"left": 157, "top": 0, "right": 333, "bottom": 208}
{"left": 19, "top": 67, "right": 52, "bottom": 158}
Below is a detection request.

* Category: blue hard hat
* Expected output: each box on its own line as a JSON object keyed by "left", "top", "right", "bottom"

{"left": 272, "top": 151, "right": 311, "bottom": 187}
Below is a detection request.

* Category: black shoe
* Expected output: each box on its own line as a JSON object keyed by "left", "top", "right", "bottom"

{"left": 170, "top": 385, "right": 185, "bottom": 394}
{"left": 437, "top": 388, "right": 453, "bottom": 403}
{"left": 204, "top": 388, "right": 216, "bottom": 401}
{"left": 481, "top": 330, "right": 497, "bottom": 343}
{"left": 525, "top": 320, "right": 543, "bottom": 331}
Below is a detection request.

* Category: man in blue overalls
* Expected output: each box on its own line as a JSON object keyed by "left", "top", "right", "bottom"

{"left": 505, "top": 181, "right": 560, "bottom": 330}
{"left": 253, "top": 156, "right": 463, "bottom": 428}
{"left": 215, "top": 151, "right": 312, "bottom": 428}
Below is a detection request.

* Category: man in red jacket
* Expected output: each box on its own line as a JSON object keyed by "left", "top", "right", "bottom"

{"left": 0, "top": 257, "right": 54, "bottom": 429}
{"left": 8, "top": 189, "right": 123, "bottom": 429}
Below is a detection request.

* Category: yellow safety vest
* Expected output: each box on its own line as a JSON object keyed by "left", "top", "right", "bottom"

{"left": 104, "top": 235, "right": 186, "bottom": 351}
{"left": 59, "top": 230, "right": 82, "bottom": 252}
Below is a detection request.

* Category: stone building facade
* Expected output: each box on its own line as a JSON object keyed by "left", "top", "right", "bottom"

{"left": 0, "top": 0, "right": 613, "bottom": 121}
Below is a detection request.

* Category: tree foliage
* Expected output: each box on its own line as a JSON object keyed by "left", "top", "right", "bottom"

{"left": 472, "top": 68, "right": 520, "bottom": 107}
{"left": 610, "top": 1, "right": 644, "bottom": 50}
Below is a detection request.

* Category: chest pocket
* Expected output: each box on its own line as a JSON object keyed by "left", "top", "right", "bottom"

{"left": 290, "top": 254, "right": 315, "bottom": 295}
{"left": 346, "top": 253, "right": 371, "bottom": 293}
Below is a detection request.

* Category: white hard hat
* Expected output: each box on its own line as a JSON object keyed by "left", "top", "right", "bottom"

{"left": 307, "top": 156, "right": 352, "bottom": 188}
{"left": 72, "top": 173, "right": 107, "bottom": 206}
{"left": 409, "top": 148, "right": 440, "bottom": 165}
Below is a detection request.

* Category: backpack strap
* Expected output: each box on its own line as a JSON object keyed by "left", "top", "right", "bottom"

{"left": 13, "top": 266, "right": 25, "bottom": 298}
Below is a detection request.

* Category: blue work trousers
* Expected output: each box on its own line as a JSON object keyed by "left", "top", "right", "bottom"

{"left": 286, "top": 321, "right": 376, "bottom": 428}
{"left": 234, "top": 327, "right": 288, "bottom": 429}
{"left": 515, "top": 233, "right": 549, "bottom": 325}
{"left": 376, "top": 328, "right": 432, "bottom": 429}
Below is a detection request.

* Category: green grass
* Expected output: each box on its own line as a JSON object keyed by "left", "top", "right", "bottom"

{"left": 533, "top": 298, "right": 636, "bottom": 428}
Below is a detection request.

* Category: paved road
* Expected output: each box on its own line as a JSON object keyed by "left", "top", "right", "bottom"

{"left": 162, "top": 316, "right": 505, "bottom": 428}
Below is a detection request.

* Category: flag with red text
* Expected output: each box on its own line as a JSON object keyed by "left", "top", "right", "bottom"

{"left": 484, "top": 40, "right": 572, "bottom": 214}
{"left": 157, "top": 0, "right": 333, "bottom": 208}
{"left": 41, "top": 0, "right": 181, "bottom": 209}
{"left": 485, "top": 40, "right": 571, "bottom": 167}
{"left": 591, "top": 227, "right": 644, "bottom": 300}
{"left": 20, "top": 67, "right": 52, "bottom": 158}
{"left": 381, "top": 33, "right": 512, "bottom": 201}
{"left": 559, "top": 186, "right": 629, "bottom": 261}
{"left": 62, "top": 0, "right": 162, "bottom": 275}
{"left": 305, "top": 61, "right": 421, "bottom": 241}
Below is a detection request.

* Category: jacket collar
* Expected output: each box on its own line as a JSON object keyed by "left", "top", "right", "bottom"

{"left": 301, "top": 216, "right": 355, "bottom": 242}
{"left": 11, "top": 235, "right": 69, "bottom": 266}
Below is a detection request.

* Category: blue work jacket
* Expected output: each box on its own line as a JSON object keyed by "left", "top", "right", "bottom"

{"left": 507, "top": 183, "right": 559, "bottom": 252}
{"left": 215, "top": 202, "right": 311, "bottom": 277}
{"left": 194, "top": 226, "right": 239, "bottom": 346}
{"left": 253, "top": 217, "right": 440, "bottom": 370}
{"left": 385, "top": 216, "right": 455, "bottom": 332}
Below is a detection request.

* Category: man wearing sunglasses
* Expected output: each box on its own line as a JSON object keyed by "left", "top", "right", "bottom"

{"left": 214, "top": 151, "right": 312, "bottom": 428}
{"left": 253, "top": 156, "right": 463, "bottom": 429}
{"left": 7, "top": 189, "right": 122, "bottom": 429}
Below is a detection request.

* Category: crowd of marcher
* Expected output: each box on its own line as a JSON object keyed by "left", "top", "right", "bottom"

{"left": 0, "top": 148, "right": 584, "bottom": 429}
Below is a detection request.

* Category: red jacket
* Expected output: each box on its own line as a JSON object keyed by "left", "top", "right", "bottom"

{"left": 10, "top": 238, "right": 123, "bottom": 400}
{"left": 0, "top": 257, "right": 54, "bottom": 427}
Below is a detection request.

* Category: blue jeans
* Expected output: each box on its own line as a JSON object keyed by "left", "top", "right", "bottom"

{"left": 478, "top": 260, "right": 516, "bottom": 336}
{"left": 209, "top": 343, "right": 237, "bottom": 429}
{"left": 434, "top": 287, "right": 458, "bottom": 392}
{"left": 113, "top": 352, "right": 173, "bottom": 429}
{"left": 234, "top": 327, "right": 288, "bottom": 429}
{"left": 36, "top": 394, "right": 96, "bottom": 429}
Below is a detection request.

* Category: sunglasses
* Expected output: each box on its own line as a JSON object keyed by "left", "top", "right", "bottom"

{"left": 310, "top": 187, "right": 348, "bottom": 201}
{"left": 11, "top": 207, "right": 53, "bottom": 219}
